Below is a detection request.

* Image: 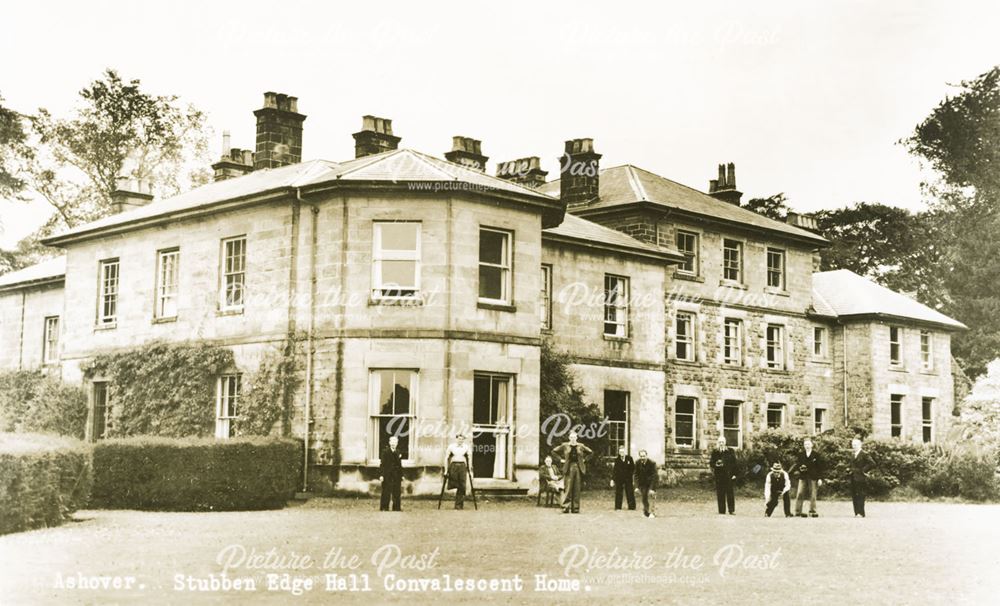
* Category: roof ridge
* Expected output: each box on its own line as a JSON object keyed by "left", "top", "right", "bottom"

{"left": 404, "top": 149, "right": 460, "bottom": 181}
{"left": 625, "top": 165, "right": 649, "bottom": 202}
{"left": 334, "top": 148, "right": 406, "bottom": 180}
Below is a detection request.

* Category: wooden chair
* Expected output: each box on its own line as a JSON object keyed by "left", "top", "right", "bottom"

{"left": 537, "top": 472, "right": 562, "bottom": 507}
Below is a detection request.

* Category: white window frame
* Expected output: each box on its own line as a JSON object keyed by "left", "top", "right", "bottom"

{"left": 920, "top": 330, "right": 933, "bottom": 372}
{"left": 766, "top": 402, "right": 785, "bottom": 429}
{"left": 813, "top": 406, "right": 827, "bottom": 435}
{"left": 922, "top": 397, "right": 934, "bottom": 444}
{"left": 723, "top": 318, "right": 742, "bottom": 366}
{"left": 98, "top": 258, "right": 120, "bottom": 325}
{"left": 215, "top": 373, "right": 241, "bottom": 439}
{"left": 675, "top": 312, "right": 696, "bottom": 362}
{"left": 155, "top": 248, "right": 180, "bottom": 319}
{"left": 766, "top": 247, "right": 785, "bottom": 289}
{"left": 372, "top": 221, "right": 421, "bottom": 299}
{"left": 674, "top": 397, "right": 697, "bottom": 448}
{"left": 369, "top": 369, "right": 419, "bottom": 462}
{"left": 812, "top": 326, "right": 828, "bottom": 360}
{"left": 478, "top": 227, "right": 512, "bottom": 304}
{"left": 220, "top": 236, "right": 247, "bottom": 311}
{"left": 889, "top": 325, "right": 903, "bottom": 367}
{"left": 723, "top": 400, "right": 743, "bottom": 448}
{"left": 676, "top": 230, "right": 699, "bottom": 275}
{"left": 722, "top": 239, "right": 743, "bottom": 283}
{"left": 766, "top": 324, "right": 785, "bottom": 370}
{"left": 603, "top": 274, "right": 629, "bottom": 338}
{"left": 43, "top": 316, "right": 59, "bottom": 364}
{"left": 890, "top": 394, "right": 904, "bottom": 439}
{"left": 540, "top": 264, "right": 552, "bottom": 330}
{"left": 604, "top": 390, "right": 630, "bottom": 456}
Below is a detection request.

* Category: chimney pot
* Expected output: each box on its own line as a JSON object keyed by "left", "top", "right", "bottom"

{"left": 110, "top": 177, "right": 155, "bottom": 213}
{"left": 496, "top": 155, "right": 548, "bottom": 188}
{"left": 353, "top": 115, "right": 401, "bottom": 158}
{"left": 559, "top": 138, "right": 602, "bottom": 212}
{"left": 444, "top": 135, "right": 488, "bottom": 172}
{"left": 253, "top": 91, "right": 306, "bottom": 170}
{"left": 708, "top": 161, "right": 742, "bottom": 205}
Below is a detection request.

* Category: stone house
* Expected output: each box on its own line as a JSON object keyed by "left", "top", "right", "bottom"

{"left": 0, "top": 91, "right": 966, "bottom": 493}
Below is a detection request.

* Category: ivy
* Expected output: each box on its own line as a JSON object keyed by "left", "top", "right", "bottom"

{"left": 83, "top": 342, "right": 235, "bottom": 437}
{"left": 81, "top": 340, "right": 298, "bottom": 439}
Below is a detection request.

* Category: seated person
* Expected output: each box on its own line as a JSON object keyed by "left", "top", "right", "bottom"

{"left": 538, "top": 455, "right": 565, "bottom": 496}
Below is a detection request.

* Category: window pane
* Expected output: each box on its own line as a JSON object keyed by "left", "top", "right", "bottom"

{"left": 478, "top": 266, "right": 503, "bottom": 300}
{"left": 473, "top": 375, "right": 492, "bottom": 425}
{"left": 676, "top": 397, "right": 695, "bottom": 415}
{"left": 381, "top": 260, "right": 417, "bottom": 288}
{"left": 379, "top": 417, "right": 410, "bottom": 458}
{"left": 379, "top": 223, "right": 418, "bottom": 250}
{"left": 604, "top": 391, "right": 628, "bottom": 422}
{"left": 479, "top": 230, "right": 506, "bottom": 265}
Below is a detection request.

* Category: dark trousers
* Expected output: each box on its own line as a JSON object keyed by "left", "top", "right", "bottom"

{"left": 765, "top": 492, "right": 791, "bottom": 517}
{"left": 614, "top": 478, "right": 636, "bottom": 510}
{"left": 714, "top": 475, "right": 735, "bottom": 513}
{"left": 562, "top": 464, "right": 583, "bottom": 512}
{"left": 795, "top": 479, "right": 818, "bottom": 514}
{"left": 639, "top": 486, "right": 655, "bottom": 516}
{"left": 380, "top": 477, "right": 401, "bottom": 511}
{"left": 851, "top": 478, "right": 866, "bottom": 516}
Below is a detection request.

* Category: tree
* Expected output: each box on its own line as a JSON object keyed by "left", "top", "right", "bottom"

{"left": 539, "top": 341, "right": 608, "bottom": 465}
{"left": 904, "top": 66, "right": 1000, "bottom": 379}
{"left": 814, "top": 203, "right": 948, "bottom": 308}
{"left": 0, "top": 93, "right": 29, "bottom": 201}
{"left": 741, "top": 192, "right": 789, "bottom": 221}
{"left": 23, "top": 69, "right": 211, "bottom": 232}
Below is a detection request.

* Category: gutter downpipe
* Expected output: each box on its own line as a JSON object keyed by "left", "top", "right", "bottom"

{"left": 841, "top": 319, "right": 849, "bottom": 428}
{"left": 297, "top": 187, "right": 318, "bottom": 492}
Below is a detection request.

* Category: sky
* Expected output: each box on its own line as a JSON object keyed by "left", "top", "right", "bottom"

{"left": 2, "top": 0, "right": 998, "bottom": 247}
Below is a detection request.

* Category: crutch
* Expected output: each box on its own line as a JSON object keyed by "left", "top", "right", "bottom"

{"left": 466, "top": 456, "right": 478, "bottom": 510}
{"left": 437, "top": 466, "right": 448, "bottom": 509}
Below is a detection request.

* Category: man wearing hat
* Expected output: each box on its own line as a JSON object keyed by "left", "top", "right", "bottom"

{"left": 764, "top": 461, "right": 792, "bottom": 517}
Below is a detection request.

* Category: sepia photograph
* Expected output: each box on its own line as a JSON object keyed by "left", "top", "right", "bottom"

{"left": 1, "top": 1, "right": 999, "bottom": 604}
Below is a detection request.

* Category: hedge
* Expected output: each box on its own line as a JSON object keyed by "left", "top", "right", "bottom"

{"left": 91, "top": 437, "right": 301, "bottom": 511}
{"left": 0, "top": 433, "right": 93, "bottom": 535}
{"left": 0, "top": 371, "right": 88, "bottom": 439}
{"left": 730, "top": 428, "right": 999, "bottom": 501}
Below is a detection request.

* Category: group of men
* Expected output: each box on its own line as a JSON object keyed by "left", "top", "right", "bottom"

{"left": 710, "top": 435, "right": 875, "bottom": 518}
{"left": 378, "top": 430, "right": 878, "bottom": 518}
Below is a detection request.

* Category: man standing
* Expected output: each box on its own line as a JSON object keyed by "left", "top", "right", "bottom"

{"left": 794, "top": 438, "right": 823, "bottom": 518}
{"left": 551, "top": 430, "right": 593, "bottom": 514}
{"left": 633, "top": 449, "right": 658, "bottom": 518}
{"left": 610, "top": 445, "right": 636, "bottom": 511}
{"left": 379, "top": 436, "right": 403, "bottom": 512}
{"left": 709, "top": 436, "right": 736, "bottom": 515}
{"left": 849, "top": 437, "right": 875, "bottom": 517}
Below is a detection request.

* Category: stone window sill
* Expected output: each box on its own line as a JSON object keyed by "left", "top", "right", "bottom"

{"left": 719, "top": 280, "right": 747, "bottom": 290}
{"left": 603, "top": 334, "right": 631, "bottom": 343}
{"left": 671, "top": 358, "right": 700, "bottom": 367}
{"left": 217, "top": 308, "right": 244, "bottom": 317}
{"left": 152, "top": 316, "right": 177, "bottom": 324}
{"left": 765, "top": 287, "right": 790, "bottom": 298}
{"left": 370, "top": 296, "right": 424, "bottom": 307}
{"left": 478, "top": 301, "right": 516, "bottom": 313}
{"left": 94, "top": 322, "right": 117, "bottom": 331}
{"left": 673, "top": 272, "right": 705, "bottom": 283}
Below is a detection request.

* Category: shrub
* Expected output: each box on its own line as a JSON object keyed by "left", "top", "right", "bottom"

{"left": 91, "top": 437, "right": 301, "bottom": 511}
{"left": 0, "top": 371, "right": 88, "bottom": 439}
{"left": 0, "top": 433, "right": 93, "bottom": 535}
{"left": 915, "top": 447, "right": 1000, "bottom": 502}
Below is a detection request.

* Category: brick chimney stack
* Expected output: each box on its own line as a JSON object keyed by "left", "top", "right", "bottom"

{"left": 110, "top": 176, "right": 154, "bottom": 214}
{"left": 708, "top": 162, "right": 742, "bottom": 205}
{"left": 444, "top": 136, "right": 488, "bottom": 172}
{"left": 212, "top": 130, "right": 254, "bottom": 181}
{"left": 496, "top": 156, "right": 548, "bottom": 189}
{"left": 253, "top": 92, "right": 306, "bottom": 170}
{"left": 352, "top": 115, "right": 401, "bottom": 158}
{"left": 559, "top": 138, "right": 602, "bottom": 208}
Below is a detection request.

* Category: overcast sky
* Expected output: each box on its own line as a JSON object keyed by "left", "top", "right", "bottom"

{"left": 2, "top": 0, "right": 998, "bottom": 247}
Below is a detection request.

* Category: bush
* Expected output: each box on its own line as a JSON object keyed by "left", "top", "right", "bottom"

{"left": 0, "top": 433, "right": 93, "bottom": 535}
{"left": 0, "top": 371, "right": 88, "bottom": 439}
{"left": 91, "top": 437, "right": 301, "bottom": 511}
{"left": 915, "top": 447, "right": 1000, "bottom": 502}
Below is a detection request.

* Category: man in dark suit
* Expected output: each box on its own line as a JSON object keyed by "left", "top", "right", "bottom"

{"left": 610, "top": 445, "right": 636, "bottom": 510}
{"left": 633, "top": 449, "right": 658, "bottom": 518}
{"left": 551, "top": 430, "right": 593, "bottom": 514}
{"left": 379, "top": 436, "right": 403, "bottom": 512}
{"left": 709, "top": 436, "right": 737, "bottom": 515}
{"left": 794, "top": 438, "right": 823, "bottom": 517}
{"left": 849, "top": 437, "right": 875, "bottom": 517}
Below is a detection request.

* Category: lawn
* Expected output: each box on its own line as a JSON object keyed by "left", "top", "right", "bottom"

{"left": 1, "top": 489, "right": 998, "bottom": 605}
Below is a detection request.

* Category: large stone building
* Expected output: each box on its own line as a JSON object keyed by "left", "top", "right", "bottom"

{"left": 0, "top": 91, "right": 966, "bottom": 493}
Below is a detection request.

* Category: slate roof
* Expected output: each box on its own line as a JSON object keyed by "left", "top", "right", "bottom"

{"left": 541, "top": 164, "right": 828, "bottom": 245}
{"left": 543, "top": 213, "right": 684, "bottom": 262}
{"left": 811, "top": 269, "right": 966, "bottom": 330}
{"left": 0, "top": 256, "right": 66, "bottom": 290}
{"left": 43, "top": 149, "right": 559, "bottom": 245}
